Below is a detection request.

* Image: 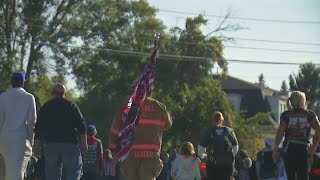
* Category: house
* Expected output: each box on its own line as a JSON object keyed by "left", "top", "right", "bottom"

{"left": 213, "top": 75, "right": 290, "bottom": 128}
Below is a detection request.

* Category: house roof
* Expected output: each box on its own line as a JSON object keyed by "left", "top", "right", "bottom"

{"left": 213, "top": 74, "right": 278, "bottom": 93}
{"left": 213, "top": 74, "right": 277, "bottom": 120}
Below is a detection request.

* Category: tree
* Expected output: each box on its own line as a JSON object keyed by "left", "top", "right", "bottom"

{"left": 289, "top": 63, "right": 320, "bottom": 109}
{"left": 70, "top": 1, "right": 233, "bottom": 146}
{"left": 280, "top": 80, "right": 288, "bottom": 92}
{"left": 0, "top": 0, "right": 88, "bottom": 89}
{"left": 257, "top": 73, "right": 266, "bottom": 87}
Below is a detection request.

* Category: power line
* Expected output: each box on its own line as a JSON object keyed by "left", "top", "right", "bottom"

{"left": 1, "top": 37, "right": 319, "bottom": 66}
{"left": 227, "top": 37, "right": 320, "bottom": 46}
{"left": 224, "top": 45, "right": 320, "bottom": 54}
{"left": 158, "top": 9, "right": 320, "bottom": 25}
{"left": 2, "top": 14, "right": 320, "bottom": 47}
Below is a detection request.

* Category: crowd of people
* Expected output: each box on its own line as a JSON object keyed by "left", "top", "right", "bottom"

{"left": 0, "top": 72, "right": 320, "bottom": 180}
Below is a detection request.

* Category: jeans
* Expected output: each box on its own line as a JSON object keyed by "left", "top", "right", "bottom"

{"left": 44, "top": 143, "right": 82, "bottom": 180}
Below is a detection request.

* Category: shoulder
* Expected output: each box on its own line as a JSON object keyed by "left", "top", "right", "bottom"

{"left": 96, "top": 139, "right": 102, "bottom": 144}
{"left": 222, "top": 126, "right": 235, "bottom": 134}
{"left": 147, "top": 97, "right": 167, "bottom": 110}
{"left": 308, "top": 110, "right": 318, "bottom": 118}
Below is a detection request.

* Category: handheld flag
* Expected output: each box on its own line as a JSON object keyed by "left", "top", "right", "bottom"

{"left": 113, "top": 46, "right": 159, "bottom": 161}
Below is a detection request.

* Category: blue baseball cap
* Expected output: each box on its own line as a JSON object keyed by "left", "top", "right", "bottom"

{"left": 87, "top": 124, "right": 97, "bottom": 136}
{"left": 12, "top": 72, "right": 27, "bottom": 82}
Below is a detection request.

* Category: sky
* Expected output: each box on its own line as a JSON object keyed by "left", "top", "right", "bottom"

{"left": 147, "top": 0, "right": 320, "bottom": 90}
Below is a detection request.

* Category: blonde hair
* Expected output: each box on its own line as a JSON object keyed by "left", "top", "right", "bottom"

{"left": 213, "top": 111, "right": 224, "bottom": 125}
{"left": 180, "top": 142, "right": 195, "bottom": 157}
{"left": 287, "top": 91, "right": 307, "bottom": 110}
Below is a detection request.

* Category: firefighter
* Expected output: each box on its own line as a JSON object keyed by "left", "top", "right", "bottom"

{"left": 110, "top": 97, "right": 172, "bottom": 180}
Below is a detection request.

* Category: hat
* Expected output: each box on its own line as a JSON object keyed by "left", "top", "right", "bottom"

{"left": 12, "top": 72, "right": 27, "bottom": 82}
{"left": 87, "top": 125, "right": 97, "bottom": 136}
{"left": 264, "top": 138, "right": 275, "bottom": 147}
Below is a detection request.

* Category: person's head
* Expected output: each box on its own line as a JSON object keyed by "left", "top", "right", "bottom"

{"left": 239, "top": 149, "right": 249, "bottom": 159}
{"left": 180, "top": 142, "right": 195, "bottom": 158}
{"left": 104, "top": 149, "right": 113, "bottom": 159}
{"left": 264, "top": 138, "right": 275, "bottom": 149}
{"left": 87, "top": 124, "right": 97, "bottom": 137}
{"left": 287, "top": 91, "right": 307, "bottom": 110}
{"left": 11, "top": 72, "right": 27, "bottom": 88}
{"left": 212, "top": 111, "right": 224, "bottom": 126}
{"left": 51, "top": 83, "right": 66, "bottom": 98}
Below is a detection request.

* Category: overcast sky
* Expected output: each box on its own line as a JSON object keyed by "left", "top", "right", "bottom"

{"left": 148, "top": 0, "right": 320, "bottom": 90}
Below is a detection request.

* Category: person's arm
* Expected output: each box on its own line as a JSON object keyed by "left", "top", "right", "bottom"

{"left": 273, "top": 118, "right": 287, "bottom": 163}
{"left": 163, "top": 106, "right": 172, "bottom": 131}
{"left": 27, "top": 95, "right": 37, "bottom": 146}
{"left": 98, "top": 141, "right": 104, "bottom": 176}
{"left": 195, "top": 159, "right": 201, "bottom": 180}
{"left": 72, "top": 103, "right": 88, "bottom": 155}
{"left": 198, "top": 128, "right": 211, "bottom": 159}
{"left": 33, "top": 104, "right": 46, "bottom": 158}
{"left": 171, "top": 157, "right": 178, "bottom": 179}
{"left": 228, "top": 128, "right": 239, "bottom": 156}
{"left": 309, "top": 114, "right": 320, "bottom": 155}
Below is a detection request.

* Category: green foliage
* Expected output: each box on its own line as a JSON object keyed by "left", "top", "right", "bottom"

{"left": 233, "top": 112, "right": 271, "bottom": 156}
{"left": 289, "top": 62, "right": 320, "bottom": 109}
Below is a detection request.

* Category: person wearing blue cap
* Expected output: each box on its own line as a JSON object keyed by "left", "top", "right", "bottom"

{"left": 256, "top": 138, "right": 287, "bottom": 180}
{"left": 81, "top": 124, "right": 103, "bottom": 180}
{"left": 0, "top": 72, "right": 37, "bottom": 180}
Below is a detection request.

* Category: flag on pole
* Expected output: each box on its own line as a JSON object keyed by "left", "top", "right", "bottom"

{"left": 114, "top": 47, "right": 158, "bottom": 161}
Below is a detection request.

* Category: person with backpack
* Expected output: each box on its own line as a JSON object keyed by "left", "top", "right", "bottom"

{"left": 256, "top": 138, "right": 287, "bottom": 180}
{"left": 272, "top": 91, "right": 320, "bottom": 180}
{"left": 81, "top": 125, "right": 104, "bottom": 180}
{"left": 198, "top": 111, "right": 239, "bottom": 180}
{"left": 171, "top": 142, "right": 201, "bottom": 180}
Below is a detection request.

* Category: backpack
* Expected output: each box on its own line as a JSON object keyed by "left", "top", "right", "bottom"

{"left": 83, "top": 140, "right": 101, "bottom": 173}
{"left": 207, "top": 127, "right": 234, "bottom": 166}
{"left": 258, "top": 150, "right": 277, "bottom": 178}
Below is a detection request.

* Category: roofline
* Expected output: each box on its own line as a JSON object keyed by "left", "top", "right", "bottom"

{"left": 213, "top": 74, "right": 279, "bottom": 92}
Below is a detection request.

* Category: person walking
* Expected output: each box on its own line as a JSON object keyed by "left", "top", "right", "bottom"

{"left": 110, "top": 97, "right": 173, "bottom": 180}
{"left": 103, "top": 149, "right": 115, "bottom": 180}
{"left": 198, "top": 111, "right": 239, "bottom": 180}
{"left": 34, "top": 83, "right": 88, "bottom": 180}
{"left": 273, "top": 91, "right": 320, "bottom": 180}
{"left": 171, "top": 142, "right": 201, "bottom": 180}
{"left": 81, "top": 125, "right": 103, "bottom": 180}
{"left": 0, "top": 72, "right": 37, "bottom": 180}
{"left": 256, "top": 138, "right": 287, "bottom": 180}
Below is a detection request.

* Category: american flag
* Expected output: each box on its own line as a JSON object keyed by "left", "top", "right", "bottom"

{"left": 114, "top": 47, "right": 158, "bottom": 161}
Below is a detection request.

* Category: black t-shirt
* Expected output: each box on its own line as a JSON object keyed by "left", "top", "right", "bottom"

{"left": 34, "top": 98, "right": 86, "bottom": 144}
{"left": 280, "top": 108, "right": 318, "bottom": 142}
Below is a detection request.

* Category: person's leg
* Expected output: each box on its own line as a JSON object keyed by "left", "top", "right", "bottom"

{"left": 44, "top": 143, "right": 63, "bottom": 180}
{"left": 297, "top": 146, "right": 309, "bottom": 180}
{"left": 139, "top": 158, "right": 163, "bottom": 180}
{"left": 120, "top": 158, "right": 139, "bottom": 180}
{"left": 61, "top": 143, "right": 82, "bottom": 180}
{"left": 284, "top": 151, "right": 296, "bottom": 180}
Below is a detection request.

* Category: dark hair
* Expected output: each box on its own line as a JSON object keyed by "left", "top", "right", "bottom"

{"left": 11, "top": 77, "right": 24, "bottom": 88}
